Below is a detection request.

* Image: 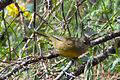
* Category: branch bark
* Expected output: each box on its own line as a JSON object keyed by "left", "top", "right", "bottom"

{"left": 0, "top": 54, "right": 59, "bottom": 79}
{"left": 66, "top": 31, "right": 120, "bottom": 79}
{"left": 0, "top": 0, "right": 13, "bottom": 10}
{"left": 0, "top": 30, "right": 120, "bottom": 79}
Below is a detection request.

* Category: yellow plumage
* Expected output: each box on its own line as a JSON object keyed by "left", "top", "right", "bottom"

{"left": 34, "top": 31, "right": 90, "bottom": 58}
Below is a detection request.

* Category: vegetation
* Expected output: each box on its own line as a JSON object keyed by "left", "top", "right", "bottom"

{"left": 0, "top": 0, "right": 120, "bottom": 79}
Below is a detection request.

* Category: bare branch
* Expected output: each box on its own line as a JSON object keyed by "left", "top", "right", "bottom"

{"left": 0, "top": 0, "right": 13, "bottom": 10}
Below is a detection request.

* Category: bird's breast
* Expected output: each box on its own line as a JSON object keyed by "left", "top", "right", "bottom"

{"left": 56, "top": 48, "right": 80, "bottom": 58}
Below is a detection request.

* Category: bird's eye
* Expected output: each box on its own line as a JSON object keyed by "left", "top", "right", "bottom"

{"left": 83, "top": 41, "right": 87, "bottom": 44}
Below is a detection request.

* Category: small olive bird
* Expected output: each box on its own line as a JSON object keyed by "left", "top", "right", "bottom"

{"left": 34, "top": 31, "right": 90, "bottom": 58}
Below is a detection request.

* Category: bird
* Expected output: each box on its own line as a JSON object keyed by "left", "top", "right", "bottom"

{"left": 34, "top": 31, "right": 90, "bottom": 58}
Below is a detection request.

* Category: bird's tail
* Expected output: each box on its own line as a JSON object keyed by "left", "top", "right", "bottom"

{"left": 34, "top": 31, "right": 62, "bottom": 42}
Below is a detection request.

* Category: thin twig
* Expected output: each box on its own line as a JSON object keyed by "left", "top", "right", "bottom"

{"left": 0, "top": 38, "right": 28, "bottom": 59}
{"left": 61, "top": 0, "right": 71, "bottom": 36}
{"left": 0, "top": 54, "right": 59, "bottom": 79}
{"left": 33, "top": 0, "right": 37, "bottom": 56}
{"left": 68, "top": 40, "right": 120, "bottom": 79}
{"left": 0, "top": 0, "right": 13, "bottom": 11}
{"left": 54, "top": 60, "right": 74, "bottom": 80}
{"left": 14, "top": 1, "right": 29, "bottom": 79}
{"left": 2, "top": 9, "right": 11, "bottom": 61}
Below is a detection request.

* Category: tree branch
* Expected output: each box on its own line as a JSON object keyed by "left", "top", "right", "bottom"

{"left": 0, "top": 30, "right": 120, "bottom": 79}
{"left": 67, "top": 35, "right": 120, "bottom": 79}
{"left": 90, "top": 30, "right": 120, "bottom": 47}
{"left": 0, "top": 0, "right": 13, "bottom": 10}
{"left": 0, "top": 54, "right": 59, "bottom": 79}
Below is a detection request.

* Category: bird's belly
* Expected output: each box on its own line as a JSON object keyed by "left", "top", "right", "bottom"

{"left": 56, "top": 49, "right": 80, "bottom": 58}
